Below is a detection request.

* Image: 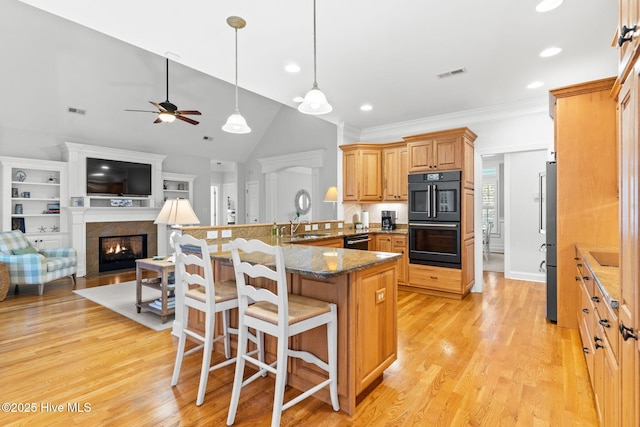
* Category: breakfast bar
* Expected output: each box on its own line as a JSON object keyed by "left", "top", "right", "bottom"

{"left": 178, "top": 237, "right": 401, "bottom": 415}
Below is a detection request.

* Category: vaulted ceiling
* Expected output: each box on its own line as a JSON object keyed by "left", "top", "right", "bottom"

{"left": 6, "top": 0, "right": 618, "bottom": 162}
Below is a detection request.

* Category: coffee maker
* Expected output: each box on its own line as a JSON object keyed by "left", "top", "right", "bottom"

{"left": 381, "top": 210, "right": 396, "bottom": 230}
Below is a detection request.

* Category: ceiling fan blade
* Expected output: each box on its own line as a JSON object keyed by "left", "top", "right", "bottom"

{"left": 176, "top": 115, "right": 199, "bottom": 125}
{"left": 149, "top": 101, "right": 168, "bottom": 112}
{"left": 125, "top": 109, "right": 158, "bottom": 113}
{"left": 175, "top": 110, "right": 202, "bottom": 115}
{"left": 153, "top": 117, "right": 163, "bottom": 124}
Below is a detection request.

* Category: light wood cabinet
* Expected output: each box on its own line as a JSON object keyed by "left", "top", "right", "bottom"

{"left": 340, "top": 145, "right": 383, "bottom": 202}
{"left": 293, "top": 236, "right": 344, "bottom": 248}
{"left": 354, "top": 262, "right": 397, "bottom": 395}
{"left": 373, "top": 233, "right": 407, "bottom": 285}
{"left": 403, "top": 128, "right": 476, "bottom": 188}
{"left": 550, "top": 79, "right": 618, "bottom": 330}
{"left": 616, "top": 29, "right": 640, "bottom": 427}
{"left": 382, "top": 143, "right": 408, "bottom": 201}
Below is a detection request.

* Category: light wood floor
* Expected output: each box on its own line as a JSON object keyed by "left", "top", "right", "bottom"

{"left": 0, "top": 271, "right": 597, "bottom": 426}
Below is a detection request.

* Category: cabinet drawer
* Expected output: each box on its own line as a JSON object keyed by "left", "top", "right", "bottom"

{"left": 408, "top": 264, "right": 462, "bottom": 293}
{"left": 578, "top": 309, "right": 595, "bottom": 384}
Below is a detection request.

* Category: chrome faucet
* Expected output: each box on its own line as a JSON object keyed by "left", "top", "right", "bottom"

{"left": 290, "top": 218, "right": 311, "bottom": 236}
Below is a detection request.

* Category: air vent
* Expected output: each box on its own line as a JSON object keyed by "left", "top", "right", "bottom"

{"left": 436, "top": 67, "right": 467, "bottom": 79}
{"left": 67, "top": 107, "right": 86, "bottom": 115}
{"left": 203, "top": 136, "right": 214, "bottom": 141}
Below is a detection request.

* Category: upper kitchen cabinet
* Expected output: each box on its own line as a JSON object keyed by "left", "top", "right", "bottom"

{"left": 382, "top": 143, "right": 408, "bottom": 201}
{"left": 403, "top": 127, "right": 477, "bottom": 189}
{"left": 618, "top": 0, "right": 640, "bottom": 80}
{"left": 340, "top": 144, "right": 383, "bottom": 202}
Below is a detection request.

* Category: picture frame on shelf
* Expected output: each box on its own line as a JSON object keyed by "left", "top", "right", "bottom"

{"left": 71, "top": 197, "right": 84, "bottom": 207}
{"left": 11, "top": 188, "right": 18, "bottom": 198}
{"left": 11, "top": 217, "right": 25, "bottom": 233}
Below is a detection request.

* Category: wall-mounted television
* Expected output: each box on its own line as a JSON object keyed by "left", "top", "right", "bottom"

{"left": 86, "top": 157, "right": 152, "bottom": 196}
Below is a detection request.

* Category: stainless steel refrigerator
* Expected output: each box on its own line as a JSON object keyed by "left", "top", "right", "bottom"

{"left": 545, "top": 161, "right": 557, "bottom": 322}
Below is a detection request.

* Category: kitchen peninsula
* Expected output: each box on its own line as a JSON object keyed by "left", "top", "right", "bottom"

{"left": 180, "top": 222, "right": 401, "bottom": 415}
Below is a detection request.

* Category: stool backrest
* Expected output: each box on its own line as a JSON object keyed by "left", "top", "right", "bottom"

{"left": 173, "top": 233, "right": 215, "bottom": 307}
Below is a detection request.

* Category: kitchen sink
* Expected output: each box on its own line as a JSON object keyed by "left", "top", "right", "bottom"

{"left": 285, "top": 233, "right": 331, "bottom": 241}
{"left": 590, "top": 251, "right": 619, "bottom": 267}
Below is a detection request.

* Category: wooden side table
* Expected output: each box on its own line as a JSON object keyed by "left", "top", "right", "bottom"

{"left": 0, "top": 262, "right": 9, "bottom": 302}
{"left": 135, "top": 258, "right": 176, "bottom": 323}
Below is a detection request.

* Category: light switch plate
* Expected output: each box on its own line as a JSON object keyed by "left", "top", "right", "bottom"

{"left": 338, "top": 223, "right": 343, "bottom": 229}
{"left": 207, "top": 230, "right": 218, "bottom": 239}
{"left": 221, "top": 243, "right": 230, "bottom": 251}
{"left": 312, "top": 224, "right": 319, "bottom": 230}
{"left": 325, "top": 223, "right": 331, "bottom": 229}
{"left": 221, "top": 229, "right": 232, "bottom": 238}
{"left": 304, "top": 224, "right": 311, "bottom": 231}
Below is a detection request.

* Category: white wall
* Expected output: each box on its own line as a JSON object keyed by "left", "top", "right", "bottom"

{"left": 504, "top": 150, "right": 547, "bottom": 282}
{"left": 276, "top": 167, "right": 312, "bottom": 222}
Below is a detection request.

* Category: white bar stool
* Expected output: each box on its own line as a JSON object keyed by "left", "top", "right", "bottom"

{"left": 226, "top": 238, "right": 339, "bottom": 427}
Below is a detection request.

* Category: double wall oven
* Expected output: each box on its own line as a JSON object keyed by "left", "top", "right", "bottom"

{"left": 408, "top": 171, "right": 462, "bottom": 268}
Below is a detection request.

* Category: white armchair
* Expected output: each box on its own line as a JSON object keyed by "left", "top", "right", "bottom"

{"left": 0, "top": 230, "right": 77, "bottom": 295}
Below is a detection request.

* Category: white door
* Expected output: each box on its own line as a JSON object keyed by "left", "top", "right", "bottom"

{"left": 245, "top": 181, "right": 259, "bottom": 224}
{"left": 210, "top": 185, "right": 218, "bottom": 225}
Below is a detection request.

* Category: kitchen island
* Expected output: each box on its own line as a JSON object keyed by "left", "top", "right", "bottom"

{"left": 178, "top": 235, "right": 401, "bottom": 415}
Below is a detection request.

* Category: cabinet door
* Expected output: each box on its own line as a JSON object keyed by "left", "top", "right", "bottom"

{"left": 355, "top": 263, "right": 397, "bottom": 394}
{"left": 619, "top": 0, "right": 640, "bottom": 80}
{"left": 359, "top": 149, "right": 382, "bottom": 201}
{"left": 433, "top": 137, "right": 462, "bottom": 170}
{"left": 392, "top": 235, "right": 407, "bottom": 284}
{"left": 619, "top": 62, "right": 640, "bottom": 427}
{"left": 375, "top": 235, "right": 392, "bottom": 252}
{"left": 407, "top": 140, "right": 434, "bottom": 172}
{"left": 382, "top": 148, "right": 399, "bottom": 200}
{"left": 398, "top": 147, "right": 408, "bottom": 200}
{"left": 342, "top": 151, "right": 358, "bottom": 201}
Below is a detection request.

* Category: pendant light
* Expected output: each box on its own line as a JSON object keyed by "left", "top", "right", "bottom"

{"left": 298, "top": 0, "right": 332, "bottom": 115}
{"left": 222, "top": 16, "right": 251, "bottom": 134}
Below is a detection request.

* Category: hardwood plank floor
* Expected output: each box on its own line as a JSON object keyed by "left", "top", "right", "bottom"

{"left": 0, "top": 271, "right": 597, "bottom": 426}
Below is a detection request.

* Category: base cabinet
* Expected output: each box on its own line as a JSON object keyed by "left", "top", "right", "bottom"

{"left": 373, "top": 234, "right": 407, "bottom": 285}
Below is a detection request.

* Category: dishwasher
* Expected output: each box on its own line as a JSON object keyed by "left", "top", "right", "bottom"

{"left": 343, "top": 233, "right": 370, "bottom": 250}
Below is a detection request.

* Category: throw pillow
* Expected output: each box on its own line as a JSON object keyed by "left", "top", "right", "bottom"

{"left": 12, "top": 246, "right": 39, "bottom": 255}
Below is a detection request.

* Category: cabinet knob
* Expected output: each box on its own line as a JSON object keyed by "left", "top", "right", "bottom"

{"left": 590, "top": 295, "right": 600, "bottom": 303}
{"left": 618, "top": 24, "right": 637, "bottom": 46}
{"left": 575, "top": 276, "right": 580, "bottom": 281}
{"left": 582, "top": 347, "right": 590, "bottom": 354}
{"left": 594, "top": 336, "right": 604, "bottom": 349}
{"left": 619, "top": 322, "right": 638, "bottom": 341}
{"left": 430, "top": 275, "right": 438, "bottom": 279}
{"left": 582, "top": 308, "right": 589, "bottom": 314}
{"left": 583, "top": 276, "right": 589, "bottom": 281}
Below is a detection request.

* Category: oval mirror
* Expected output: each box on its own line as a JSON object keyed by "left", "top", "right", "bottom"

{"left": 295, "top": 189, "right": 311, "bottom": 215}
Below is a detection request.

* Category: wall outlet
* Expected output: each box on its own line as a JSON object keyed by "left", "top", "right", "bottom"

{"left": 338, "top": 223, "right": 343, "bottom": 229}
{"left": 207, "top": 230, "right": 218, "bottom": 239}
{"left": 221, "top": 242, "right": 230, "bottom": 251}
{"left": 312, "top": 224, "right": 319, "bottom": 230}
{"left": 325, "top": 223, "right": 331, "bottom": 229}
{"left": 208, "top": 244, "right": 218, "bottom": 252}
{"left": 304, "top": 224, "right": 311, "bottom": 231}
{"left": 221, "top": 229, "right": 232, "bottom": 238}
{"left": 375, "top": 288, "right": 386, "bottom": 304}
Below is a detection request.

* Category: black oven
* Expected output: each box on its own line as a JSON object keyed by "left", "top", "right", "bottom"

{"left": 408, "top": 171, "right": 461, "bottom": 223}
{"left": 409, "top": 222, "right": 461, "bottom": 268}
{"left": 344, "top": 233, "right": 370, "bottom": 250}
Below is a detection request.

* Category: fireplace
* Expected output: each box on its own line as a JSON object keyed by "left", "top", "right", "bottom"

{"left": 98, "top": 234, "right": 148, "bottom": 272}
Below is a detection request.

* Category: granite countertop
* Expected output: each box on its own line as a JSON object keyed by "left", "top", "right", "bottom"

{"left": 576, "top": 244, "right": 620, "bottom": 310}
{"left": 279, "top": 227, "right": 407, "bottom": 243}
{"left": 207, "top": 238, "right": 401, "bottom": 279}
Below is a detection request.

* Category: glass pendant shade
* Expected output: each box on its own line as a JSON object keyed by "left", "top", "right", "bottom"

{"left": 298, "top": 84, "right": 332, "bottom": 115}
{"left": 222, "top": 110, "right": 251, "bottom": 134}
{"left": 158, "top": 112, "right": 176, "bottom": 122}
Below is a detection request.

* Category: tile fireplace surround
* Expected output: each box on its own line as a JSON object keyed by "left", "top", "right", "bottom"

{"left": 86, "top": 221, "right": 157, "bottom": 276}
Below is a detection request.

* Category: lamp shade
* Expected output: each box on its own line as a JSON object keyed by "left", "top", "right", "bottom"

{"left": 298, "top": 86, "right": 333, "bottom": 115}
{"left": 323, "top": 186, "right": 338, "bottom": 202}
{"left": 222, "top": 111, "right": 251, "bottom": 134}
{"left": 154, "top": 198, "right": 200, "bottom": 226}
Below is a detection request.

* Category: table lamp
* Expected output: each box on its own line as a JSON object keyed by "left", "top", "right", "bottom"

{"left": 323, "top": 186, "right": 338, "bottom": 218}
{"left": 154, "top": 198, "right": 200, "bottom": 262}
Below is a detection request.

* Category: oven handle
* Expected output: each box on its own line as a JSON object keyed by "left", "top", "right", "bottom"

{"left": 426, "top": 184, "right": 431, "bottom": 218}
{"left": 409, "top": 223, "right": 458, "bottom": 228}
{"left": 432, "top": 184, "right": 437, "bottom": 218}
{"left": 346, "top": 238, "right": 371, "bottom": 245}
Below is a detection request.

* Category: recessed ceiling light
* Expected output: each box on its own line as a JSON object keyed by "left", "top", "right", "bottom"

{"left": 540, "top": 47, "right": 562, "bottom": 57}
{"left": 536, "top": 0, "right": 563, "bottom": 13}
{"left": 293, "top": 96, "right": 304, "bottom": 103}
{"left": 285, "top": 63, "right": 301, "bottom": 73}
{"left": 527, "top": 81, "right": 544, "bottom": 89}
{"left": 360, "top": 104, "right": 373, "bottom": 111}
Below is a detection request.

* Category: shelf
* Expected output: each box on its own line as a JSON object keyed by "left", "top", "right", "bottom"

{"left": 11, "top": 213, "right": 60, "bottom": 217}
{"left": 136, "top": 300, "right": 175, "bottom": 317}
{"left": 11, "top": 198, "right": 60, "bottom": 202}
{"left": 11, "top": 181, "right": 59, "bottom": 187}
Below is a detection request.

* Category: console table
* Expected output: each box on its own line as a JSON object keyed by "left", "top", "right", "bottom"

{"left": 135, "top": 258, "right": 175, "bottom": 323}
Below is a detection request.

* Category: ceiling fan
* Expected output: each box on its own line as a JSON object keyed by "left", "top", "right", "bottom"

{"left": 125, "top": 58, "right": 201, "bottom": 125}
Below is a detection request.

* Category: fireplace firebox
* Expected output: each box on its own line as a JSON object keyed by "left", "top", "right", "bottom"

{"left": 99, "top": 234, "right": 147, "bottom": 272}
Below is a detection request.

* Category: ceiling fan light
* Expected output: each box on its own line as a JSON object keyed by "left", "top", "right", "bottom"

{"left": 158, "top": 112, "right": 176, "bottom": 122}
{"left": 222, "top": 111, "right": 251, "bottom": 134}
{"left": 298, "top": 86, "right": 332, "bottom": 115}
